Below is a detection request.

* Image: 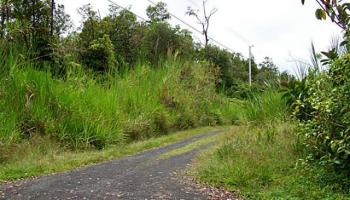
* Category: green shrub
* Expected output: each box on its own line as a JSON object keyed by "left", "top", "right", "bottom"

{"left": 295, "top": 53, "right": 350, "bottom": 170}
{"left": 82, "top": 34, "right": 117, "bottom": 72}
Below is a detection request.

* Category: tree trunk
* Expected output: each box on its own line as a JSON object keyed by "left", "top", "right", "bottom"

{"left": 0, "top": 3, "right": 5, "bottom": 37}
{"left": 51, "top": 0, "right": 54, "bottom": 37}
{"left": 32, "top": 0, "right": 36, "bottom": 39}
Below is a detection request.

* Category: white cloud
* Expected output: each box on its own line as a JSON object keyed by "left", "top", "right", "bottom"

{"left": 57, "top": 0, "right": 342, "bottom": 73}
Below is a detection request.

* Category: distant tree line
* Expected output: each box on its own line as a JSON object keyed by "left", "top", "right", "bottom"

{"left": 0, "top": 0, "right": 289, "bottom": 97}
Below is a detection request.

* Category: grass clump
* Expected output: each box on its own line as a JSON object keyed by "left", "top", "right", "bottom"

{"left": 242, "top": 89, "right": 287, "bottom": 123}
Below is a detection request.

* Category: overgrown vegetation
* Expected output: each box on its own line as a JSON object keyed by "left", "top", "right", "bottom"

{"left": 0, "top": 0, "right": 284, "bottom": 165}
{"left": 194, "top": 123, "right": 350, "bottom": 199}
{"left": 2, "top": 0, "right": 349, "bottom": 199}
{"left": 291, "top": 0, "right": 350, "bottom": 171}
{"left": 193, "top": 1, "right": 350, "bottom": 199}
{"left": 194, "top": 89, "right": 350, "bottom": 199}
{"left": 0, "top": 49, "right": 233, "bottom": 151}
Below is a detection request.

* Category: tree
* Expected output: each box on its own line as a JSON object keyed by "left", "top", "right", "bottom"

{"left": 259, "top": 57, "right": 278, "bottom": 72}
{"left": 53, "top": 4, "right": 71, "bottom": 37}
{"left": 0, "top": 0, "right": 10, "bottom": 38}
{"left": 108, "top": 8, "right": 140, "bottom": 66}
{"left": 198, "top": 45, "right": 257, "bottom": 89}
{"left": 302, "top": 0, "right": 350, "bottom": 62}
{"left": 141, "top": 22, "right": 194, "bottom": 65}
{"left": 78, "top": 4, "right": 108, "bottom": 52}
{"left": 256, "top": 57, "right": 279, "bottom": 85}
{"left": 0, "top": 0, "right": 71, "bottom": 61}
{"left": 83, "top": 34, "right": 117, "bottom": 72}
{"left": 279, "top": 71, "right": 295, "bottom": 87}
{"left": 301, "top": 0, "right": 350, "bottom": 31}
{"left": 51, "top": 0, "right": 54, "bottom": 36}
{"left": 146, "top": 2, "right": 170, "bottom": 23}
{"left": 186, "top": 0, "right": 217, "bottom": 46}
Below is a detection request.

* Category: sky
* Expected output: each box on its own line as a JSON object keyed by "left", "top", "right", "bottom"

{"left": 57, "top": 0, "right": 343, "bottom": 73}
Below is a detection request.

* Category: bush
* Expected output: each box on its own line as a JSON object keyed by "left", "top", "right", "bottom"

{"left": 82, "top": 34, "right": 117, "bottom": 72}
{"left": 295, "top": 53, "right": 350, "bottom": 170}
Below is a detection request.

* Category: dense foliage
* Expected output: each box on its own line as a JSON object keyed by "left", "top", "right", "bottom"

{"left": 287, "top": 0, "right": 350, "bottom": 172}
{"left": 0, "top": 1, "right": 283, "bottom": 92}
{"left": 293, "top": 55, "right": 350, "bottom": 170}
{"left": 0, "top": 49, "right": 236, "bottom": 152}
{"left": 0, "top": 0, "right": 287, "bottom": 180}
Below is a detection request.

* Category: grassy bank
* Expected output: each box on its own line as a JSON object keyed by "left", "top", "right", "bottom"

{"left": 0, "top": 57, "right": 235, "bottom": 146}
{"left": 192, "top": 92, "right": 350, "bottom": 199}
{"left": 0, "top": 62, "right": 232, "bottom": 148}
{"left": 0, "top": 46, "right": 239, "bottom": 181}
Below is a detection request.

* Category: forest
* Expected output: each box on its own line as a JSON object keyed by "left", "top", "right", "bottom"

{"left": 0, "top": 0, "right": 350, "bottom": 199}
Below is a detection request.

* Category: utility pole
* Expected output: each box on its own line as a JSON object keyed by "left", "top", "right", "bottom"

{"left": 248, "top": 45, "right": 254, "bottom": 86}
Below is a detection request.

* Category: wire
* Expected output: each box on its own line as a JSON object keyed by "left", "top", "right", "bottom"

{"left": 187, "top": 0, "right": 200, "bottom": 8}
{"left": 107, "top": 0, "right": 148, "bottom": 22}
{"left": 145, "top": 0, "right": 237, "bottom": 53}
{"left": 192, "top": 35, "right": 204, "bottom": 46}
{"left": 227, "top": 28, "right": 251, "bottom": 45}
{"left": 108, "top": 0, "right": 239, "bottom": 53}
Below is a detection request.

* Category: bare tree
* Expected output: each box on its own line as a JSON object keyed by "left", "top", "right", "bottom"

{"left": 186, "top": 0, "right": 217, "bottom": 46}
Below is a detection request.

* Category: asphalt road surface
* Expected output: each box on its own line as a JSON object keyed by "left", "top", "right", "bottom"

{"left": 0, "top": 130, "right": 238, "bottom": 200}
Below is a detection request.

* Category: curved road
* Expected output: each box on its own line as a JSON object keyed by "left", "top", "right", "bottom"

{"left": 0, "top": 130, "right": 237, "bottom": 200}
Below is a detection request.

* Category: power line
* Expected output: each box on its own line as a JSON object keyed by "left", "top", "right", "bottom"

{"left": 185, "top": 0, "right": 252, "bottom": 47}
{"left": 108, "top": 0, "right": 238, "bottom": 53}
{"left": 187, "top": 0, "right": 200, "bottom": 9}
{"left": 146, "top": 0, "right": 203, "bottom": 35}
{"left": 145, "top": 0, "right": 237, "bottom": 53}
{"left": 227, "top": 28, "right": 251, "bottom": 45}
{"left": 107, "top": 0, "right": 205, "bottom": 46}
{"left": 193, "top": 35, "right": 204, "bottom": 46}
{"left": 107, "top": 0, "right": 148, "bottom": 22}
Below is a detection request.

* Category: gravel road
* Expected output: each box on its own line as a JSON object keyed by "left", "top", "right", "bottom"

{"left": 0, "top": 130, "right": 238, "bottom": 200}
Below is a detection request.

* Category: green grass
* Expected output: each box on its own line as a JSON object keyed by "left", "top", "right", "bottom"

{"left": 0, "top": 43, "right": 243, "bottom": 182}
{"left": 0, "top": 126, "right": 217, "bottom": 182}
{"left": 158, "top": 130, "right": 228, "bottom": 160}
{"left": 3, "top": 43, "right": 347, "bottom": 199}
{"left": 192, "top": 91, "right": 350, "bottom": 199}
{"left": 0, "top": 55, "right": 239, "bottom": 149}
{"left": 193, "top": 124, "right": 350, "bottom": 199}
{"left": 243, "top": 89, "right": 287, "bottom": 123}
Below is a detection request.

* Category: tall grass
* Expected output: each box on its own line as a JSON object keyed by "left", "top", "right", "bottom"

{"left": 0, "top": 45, "right": 239, "bottom": 157}
{"left": 242, "top": 89, "right": 287, "bottom": 123}
{"left": 192, "top": 86, "right": 350, "bottom": 199}
{"left": 194, "top": 123, "right": 350, "bottom": 199}
{"left": 0, "top": 42, "right": 29, "bottom": 147}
